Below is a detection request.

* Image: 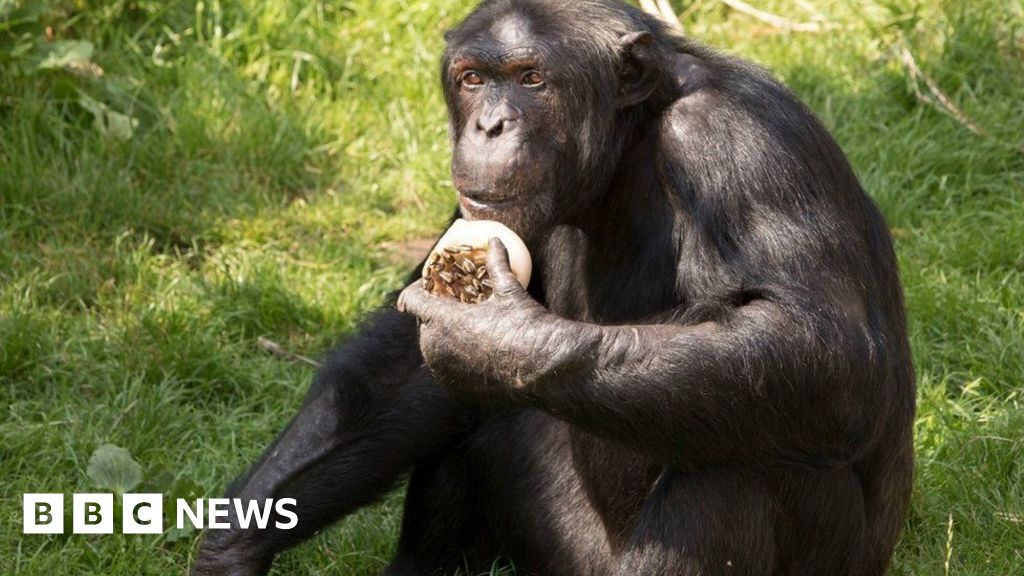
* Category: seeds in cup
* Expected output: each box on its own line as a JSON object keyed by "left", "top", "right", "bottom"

{"left": 420, "top": 219, "right": 532, "bottom": 304}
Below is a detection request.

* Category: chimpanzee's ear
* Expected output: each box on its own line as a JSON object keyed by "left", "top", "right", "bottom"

{"left": 616, "top": 31, "right": 661, "bottom": 108}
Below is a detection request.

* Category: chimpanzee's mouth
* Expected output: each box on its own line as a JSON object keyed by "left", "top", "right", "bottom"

{"left": 459, "top": 191, "right": 516, "bottom": 212}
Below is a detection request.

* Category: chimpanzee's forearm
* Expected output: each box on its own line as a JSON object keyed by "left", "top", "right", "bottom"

{"left": 509, "top": 303, "right": 872, "bottom": 468}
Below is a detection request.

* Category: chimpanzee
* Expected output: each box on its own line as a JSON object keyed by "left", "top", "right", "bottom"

{"left": 193, "top": 1, "right": 915, "bottom": 575}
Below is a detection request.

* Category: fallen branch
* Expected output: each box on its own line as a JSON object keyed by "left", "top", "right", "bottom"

{"left": 656, "top": 0, "right": 684, "bottom": 29}
{"left": 639, "top": 0, "right": 660, "bottom": 16}
{"left": 640, "top": 0, "right": 684, "bottom": 30}
{"left": 897, "top": 43, "right": 986, "bottom": 137}
{"left": 718, "top": 0, "right": 835, "bottom": 32}
{"left": 257, "top": 337, "right": 323, "bottom": 369}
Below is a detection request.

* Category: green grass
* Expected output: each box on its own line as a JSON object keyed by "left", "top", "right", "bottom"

{"left": 1, "top": 0, "right": 1022, "bottom": 574}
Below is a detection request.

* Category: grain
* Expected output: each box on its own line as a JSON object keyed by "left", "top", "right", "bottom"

{"left": 421, "top": 245, "right": 495, "bottom": 303}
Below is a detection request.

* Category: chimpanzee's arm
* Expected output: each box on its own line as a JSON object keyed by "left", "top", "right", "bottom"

{"left": 519, "top": 298, "right": 874, "bottom": 468}
{"left": 400, "top": 251, "right": 874, "bottom": 470}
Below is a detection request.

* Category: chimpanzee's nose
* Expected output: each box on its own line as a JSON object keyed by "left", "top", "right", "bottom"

{"left": 476, "top": 101, "right": 520, "bottom": 138}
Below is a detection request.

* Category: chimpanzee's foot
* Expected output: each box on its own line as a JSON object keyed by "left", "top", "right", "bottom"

{"left": 191, "top": 529, "right": 273, "bottom": 576}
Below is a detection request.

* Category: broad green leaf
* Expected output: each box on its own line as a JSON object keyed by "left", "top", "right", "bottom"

{"left": 86, "top": 444, "right": 143, "bottom": 493}
{"left": 36, "top": 40, "right": 94, "bottom": 70}
{"left": 78, "top": 93, "right": 138, "bottom": 141}
{"left": 105, "top": 109, "right": 137, "bottom": 141}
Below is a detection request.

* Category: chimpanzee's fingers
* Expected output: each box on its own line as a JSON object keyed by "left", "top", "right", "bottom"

{"left": 397, "top": 282, "right": 437, "bottom": 319}
{"left": 396, "top": 283, "right": 412, "bottom": 314}
{"left": 486, "top": 238, "right": 522, "bottom": 296}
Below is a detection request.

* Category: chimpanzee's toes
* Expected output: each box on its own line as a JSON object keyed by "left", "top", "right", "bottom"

{"left": 191, "top": 530, "right": 272, "bottom": 576}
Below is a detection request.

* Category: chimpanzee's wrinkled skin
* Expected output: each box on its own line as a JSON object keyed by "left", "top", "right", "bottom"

{"left": 193, "top": 1, "right": 915, "bottom": 575}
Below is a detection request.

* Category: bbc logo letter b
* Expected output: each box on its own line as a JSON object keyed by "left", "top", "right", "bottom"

{"left": 24, "top": 494, "right": 64, "bottom": 534}
{"left": 73, "top": 494, "right": 114, "bottom": 534}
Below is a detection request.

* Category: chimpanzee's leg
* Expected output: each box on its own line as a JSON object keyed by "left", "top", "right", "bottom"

{"left": 385, "top": 410, "right": 615, "bottom": 576}
{"left": 381, "top": 448, "right": 494, "bottom": 576}
{"left": 613, "top": 468, "right": 780, "bottom": 576}
{"left": 192, "top": 310, "right": 475, "bottom": 576}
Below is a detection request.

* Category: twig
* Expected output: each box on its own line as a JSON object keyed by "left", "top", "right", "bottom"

{"left": 792, "top": 0, "right": 819, "bottom": 14}
{"left": 944, "top": 512, "right": 954, "bottom": 576}
{"left": 718, "top": 0, "right": 834, "bottom": 32}
{"left": 897, "top": 43, "right": 987, "bottom": 137}
{"left": 656, "top": 0, "right": 684, "bottom": 29}
{"left": 639, "top": 0, "right": 659, "bottom": 14}
{"left": 640, "top": 0, "right": 684, "bottom": 31}
{"left": 257, "top": 337, "right": 323, "bottom": 369}
{"left": 111, "top": 400, "right": 139, "bottom": 432}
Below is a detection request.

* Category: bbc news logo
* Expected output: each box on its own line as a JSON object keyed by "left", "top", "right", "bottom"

{"left": 23, "top": 494, "right": 298, "bottom": 535}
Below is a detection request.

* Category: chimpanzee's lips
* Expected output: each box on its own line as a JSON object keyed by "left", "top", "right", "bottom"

{"left": 459, "top": 191, "right": 516, "bottom": 212}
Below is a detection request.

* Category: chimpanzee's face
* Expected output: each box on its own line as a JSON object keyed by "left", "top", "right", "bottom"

{"left": 443, "top": 13, "right": 611, "bottom": 242}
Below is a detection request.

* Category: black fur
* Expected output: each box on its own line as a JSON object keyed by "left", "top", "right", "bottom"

{"left": 193, "top": 1, "right": 914, "bottom": 574}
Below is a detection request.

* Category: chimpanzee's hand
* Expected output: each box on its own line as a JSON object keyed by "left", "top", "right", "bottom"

{"left": 398, "top": 238, "right": 554, "bottom": 401}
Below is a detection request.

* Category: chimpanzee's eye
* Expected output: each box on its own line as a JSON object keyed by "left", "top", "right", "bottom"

{"left": 522, "top": 70, "right": 544, "bottom": 87}
{"left": 461, "top": 71, "right": 484, "bottom": 87}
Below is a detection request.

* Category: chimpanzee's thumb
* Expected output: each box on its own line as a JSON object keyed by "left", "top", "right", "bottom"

{"left": 486, "top": 238, "right": 522, "bottom": 296}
